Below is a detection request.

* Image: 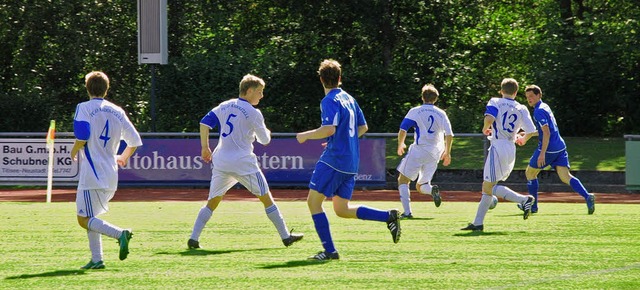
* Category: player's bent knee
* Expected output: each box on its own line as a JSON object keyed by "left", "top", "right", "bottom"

{"left": 77, "top": 215, "right": 89, "bottom": 229}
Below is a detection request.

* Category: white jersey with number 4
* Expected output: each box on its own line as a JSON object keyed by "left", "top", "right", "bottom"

{"left": 201, "top": 98, "right": 270, "bottom": 175}
{"left": 73, "top": 98, "right": 142, "bottom": 191}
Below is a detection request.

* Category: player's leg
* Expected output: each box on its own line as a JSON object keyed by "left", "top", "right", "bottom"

{"left": 417, "top": 158, "right": 441, "bottom": 207}
{"left": 556, "top": 166, "right": 595, "bottom": 214}
{"left": 189, "top": 170, "right": 235, "bottom": 248}
{"left": 76, "top": 189, "right": 131, "bottom": 261}
{"left": 396, "top": 152, "right": 420, "bottom": 218}
{"left": 397, "top": 173, "right": 413, "bottom": 218}
{"left": 307, "top": 162, "right": 338, "bottom": 260}
{"left": 525, "top": 149, "right": 545, "bottom": 212}
{"left": 242, "top": 171, "right": 303, "bottom": 246}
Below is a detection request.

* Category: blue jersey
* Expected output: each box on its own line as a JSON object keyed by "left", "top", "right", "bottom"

{"left": 318, "top": 88, "right": 366, "bottom": 174}
{"left": 532, "top": 100, "right": 566, "bottom": 153}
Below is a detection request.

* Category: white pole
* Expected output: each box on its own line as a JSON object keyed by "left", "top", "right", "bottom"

{"left": 46, "top": 120, "right": 56, "bottom": 203}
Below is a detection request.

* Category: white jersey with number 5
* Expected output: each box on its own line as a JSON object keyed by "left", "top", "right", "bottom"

{"left": 201, "top": 98, "right": 270, "bottom": 175}
{"left": 73, "top": 98, "right": 142, "bottom": 191}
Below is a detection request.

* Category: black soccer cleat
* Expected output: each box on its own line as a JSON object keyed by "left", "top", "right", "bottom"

{"left": 460, "top": 223, "right": 484, "bottom": 232}
{"left": 586, "top": 194, "right": 595, "bottom": 215}
{"left": 187, "top": 239, "right": 200, "bottom": 249}
{"left": 308, "top": 251, "right": 340, "bottom": 261}
{"left": 282, "top": 230, "right": 304, "bottom": 247}
{"left": 432, "top": 185, "right": 442, "bottom": 207}
{"left": 400, "top": 212, "right": 414, "bottom": 219}
{"left": 522, "top": 195, "right": 535, "bottom": 220}
{"left": 386, "top": 209, "right": 401, "bottom": 243}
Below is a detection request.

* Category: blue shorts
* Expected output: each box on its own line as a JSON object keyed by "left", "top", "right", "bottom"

{"left": 529, "top": 148, "right": 570, "bottom": 169}
{"left": 309, "top": 161, "right": 355, "bottom": 199}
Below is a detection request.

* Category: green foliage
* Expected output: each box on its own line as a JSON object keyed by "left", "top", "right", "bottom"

{"left": 1, "top": 0, "right": 638, "bottom": 136}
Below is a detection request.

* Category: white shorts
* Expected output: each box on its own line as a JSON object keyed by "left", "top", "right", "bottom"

{"left": 483, "top": 140, "right": 516, "bottom": 182}
{"left": 208, "top": 168, "right": 270, "bottom": 200}
{"left": 397, "top": 144, "right": 441, "bottom": 185}
{"left": 76, "top": 188, "right": 115, "bottom": 217}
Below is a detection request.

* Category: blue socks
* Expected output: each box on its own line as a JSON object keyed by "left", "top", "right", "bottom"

{"left": 570, "top": 177, "right": 590, "bottom": 199}
{"left": 356, "top": 206, "right": 389, "bottom": 222}
{"left": 527, "top": 179, "right": 539, "bottom": 210}
{"left": 312, "top": 212, "right": 336, "bottom": 253}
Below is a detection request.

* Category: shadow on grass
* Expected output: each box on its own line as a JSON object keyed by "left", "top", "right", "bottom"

{"left": 260, "top": 259, "right": 334, "bottom": 269}
{"left": 401, "top": 217, "right": 434, "bottom": 221}
{"left": 156, "top": 248, "right": 274, "bottom": 256}
{"left": 5, "top": 269, "right": 87, "bottom": 280}
{"left": 453, "top": 231, "right": 509, "bottom": 237}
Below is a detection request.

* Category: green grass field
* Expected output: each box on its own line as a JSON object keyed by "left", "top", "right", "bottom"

{"left": 1, "top": 201, "right": 639, "bottom": 289}
{"left": 385, "top": 137, "right": 626, "bottom": 171}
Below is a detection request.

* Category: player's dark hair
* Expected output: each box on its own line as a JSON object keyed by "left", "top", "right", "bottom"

{"left": 318, "top": 59, "right": 341, "bottom": 88}
{"left": 421, "top": 84, "right": 439, "bottom": 103}
{"left": 501, "top": 78, "right": 519, "bottom": 95}
{"left": 525, "top": 85, "right": 542, "bottom": 96}
{"left": 85, "top": 71, "right": 109, "bottom": 98}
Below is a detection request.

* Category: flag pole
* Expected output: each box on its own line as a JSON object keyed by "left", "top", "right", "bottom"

{"left": 46, "top": 120, "right": 56, "bottom": 203}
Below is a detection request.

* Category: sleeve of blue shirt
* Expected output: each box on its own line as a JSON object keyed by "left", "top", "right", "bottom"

{"left": 485, "top": 105, "right": 498, "bottom": 117}
{"left": 399, "top": 118, "right": 417, "bottom": 131}
{"left": 320, "top": 97, "right": 338, "bottom": 126}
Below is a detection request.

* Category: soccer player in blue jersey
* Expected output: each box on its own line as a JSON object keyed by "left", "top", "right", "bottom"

{"left": 71, "top": 71, "right": 143, "bottom": 269}
{"left": 296, "top": 59, "right": 401, "bottom": 260}
{"left": 461, "top": 78, "right": 537, "bottom": 232}
{"left": 187, "top": 74, "right": 303, "bottom": 250}
{"left": 396, "top": 84, "right": 453, "bottom": 218}
{"left": 515, "top": 85, "right": 595, "bottom": 214}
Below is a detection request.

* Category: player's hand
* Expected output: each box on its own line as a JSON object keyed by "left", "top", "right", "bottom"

{"left": 201, "top": 147, "right": 212, "bottom": 163}
{"left": 537, "top": 154, "right": 545, "bottom": 168}
{"left": 397, "top": 143, "right": 406, "bottom": 156}
{"left": 71, "top": 152, "right": 78, "bottom": 162}
{"left": 296, "top": 133, "right": 306, "bottom": 144}
{"left": 515, "top": 134, "right": 526, "bottom": 146}
{"left": 116, "top": 155, "right": 128, "bottom": 167}
{"left": 483, "top": 128, "right": 492, "bottom": 136}
{"left": 441, "top": 153, "right": 451, "bottom": 166}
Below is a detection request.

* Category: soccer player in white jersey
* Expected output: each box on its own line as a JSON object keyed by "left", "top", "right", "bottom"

{"left": 71, "top": 71, "right": 143, "bottom": 269}
{"left": 187, "top": 74, "right": 303, "bottom": 250}
{"left": 396, "top": 84, "right": 453, "bottom": 219}
{"left": 515, "top": 85, "right": 595, "bottom": 214}
{"left": 461, "top": 78, "right": 537, "bottom": 232}
{"left": 297, "top": 59, "right": 401, "bottom": 261}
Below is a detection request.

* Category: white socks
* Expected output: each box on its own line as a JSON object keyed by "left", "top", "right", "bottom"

{"left": 266, "top": 204, "right": 289, "bottom": 239}
{"left": 190, "top": 206, "right": 213, "bottom": 241}
{"left": 419, "top": 183, "right": 433, "bottom": 195}
{"left": 493, "top": 185, "right": 528, "bottom": 203}
{"left": 473, "top": 194, "right": 493, "bottom": 226}
{"left": 88, "top": 230, "right": 103, "bottom": 263}
{"left": 398, "top": 184, "right": 412, "bottom": 214}
{"left": 87, "top": 217, "right": 123, "bottom": 240}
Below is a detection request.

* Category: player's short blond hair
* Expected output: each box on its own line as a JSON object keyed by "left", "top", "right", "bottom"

{"left": 318, "top": 59, "right": 341, "bottom": 88}
{"left": 501, "top": 78, "right": 519, "bottom": 95}
{"left": 421, "top": 84, "right": 439, "bottom": 103}
{"left": 525, "top": 84, "right": 542, "bottom": 96}
{"left": 85, "top": 71, "right": 109, "bottom": 98}
{"left": 239, "top": 74, "right": 265, "bottom": 97}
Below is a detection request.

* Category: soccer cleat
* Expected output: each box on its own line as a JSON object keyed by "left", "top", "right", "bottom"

{"left": 400, "top": 212, "right": 414, "bottom": 219}
{"left": 517, "top": 203, "right": 538, "bottom": 214}
{"left": 308, "top": 251, "right": 340, "bottom": 261}
{"left": 522, "top": 196, "right": 535, "bottom": 220}
{"left": 386, "top": 209, "right": 401, "bottom": 243}
{"left": 432, "top": 185, "right": 442, "bottom": 207}
{"left": 586, "top": 194, "right": 595, "bottom": 215}
{"left": 80, "top": 260, "right": 105, "bottom": 270}
{"left": 460, "top": 223, "right": 484, "bottom": 232}
{"left": 187, "top": 239, "right": 200, "bottom": 249}
{"left": 282, "top": 230, "right": 304, "bottom": 247}
{"left": 118, "top": 230, "right": 132, "bottom": 261}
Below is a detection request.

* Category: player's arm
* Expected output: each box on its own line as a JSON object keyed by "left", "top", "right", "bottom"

{"left": 117, "top": 146, "right": 138, "bottom": 167}
{"left": 396, "top": 129, "right": 408, "bottom": 156}
{"left": 199, "top": 124, "right": 212, "bottom": 163}
{"left": 441, "top": 134, "right": 453, "bottom": 166}
{"left": 482, "top": 115, "right": 495, "bottom": 136}
{"left": 296, "top": 125, "right": 335, "bottom": 144}
{"left": 357, "top": 124, "right": 368, "bottom": 138}
{"left": 537, "top": 124, "right": 551, "bottom": 167}
{"left": 70, "top": 140, "right": 87, "bottom": 162}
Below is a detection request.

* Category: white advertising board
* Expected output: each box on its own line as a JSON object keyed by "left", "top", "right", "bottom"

{"left": 0, "top": 139, "right": 79, "bottom": 181}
